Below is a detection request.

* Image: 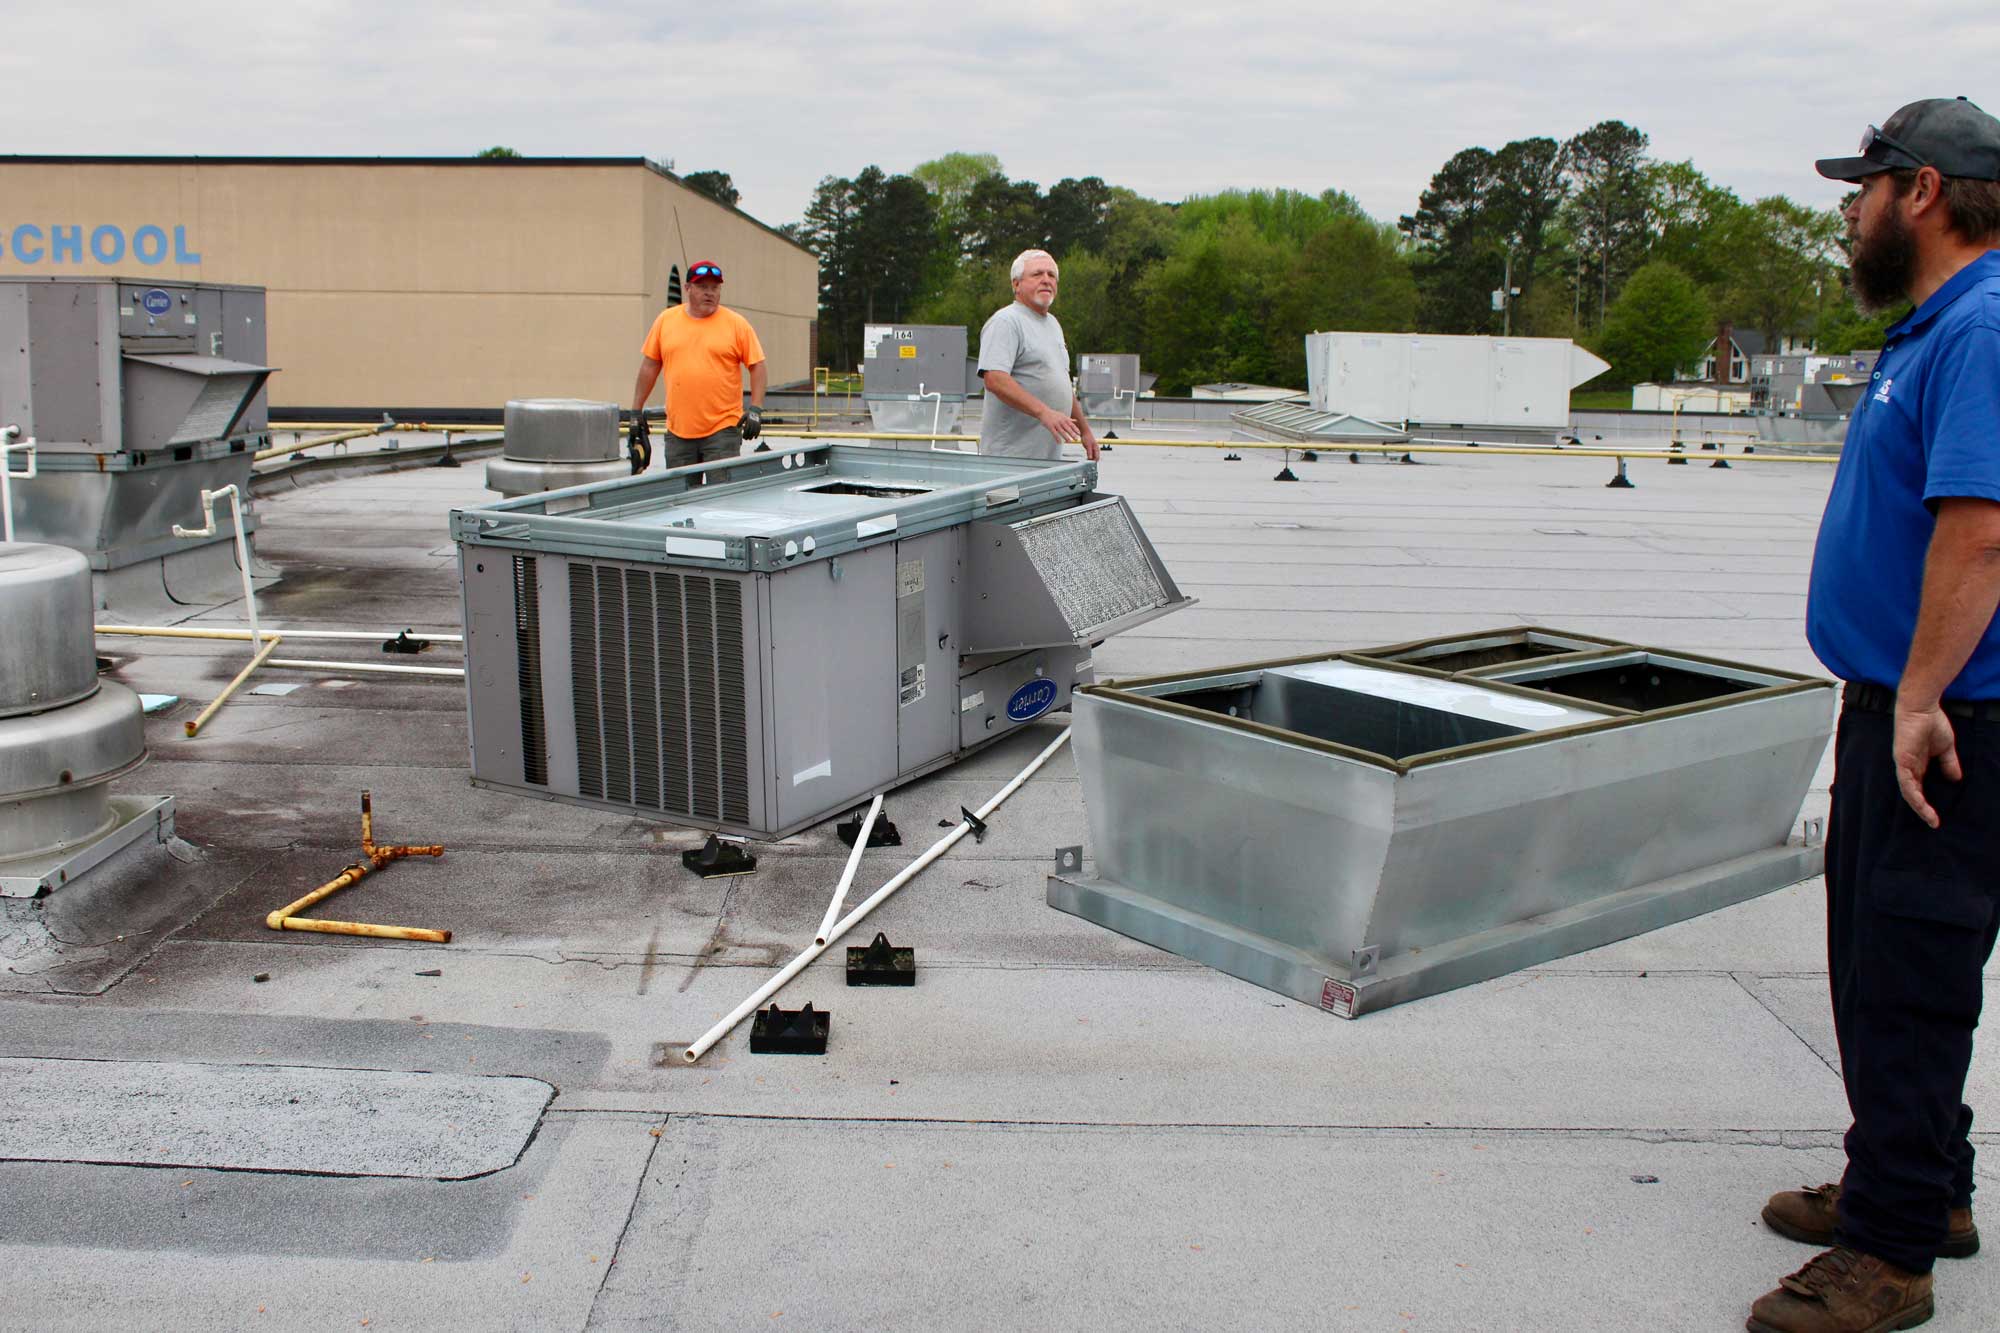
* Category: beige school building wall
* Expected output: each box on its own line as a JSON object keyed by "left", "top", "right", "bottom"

{"left": 0, "top": 157, "right": 818, "bottom": 411}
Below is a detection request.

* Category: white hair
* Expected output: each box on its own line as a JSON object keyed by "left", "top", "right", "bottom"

{"left": 1010, "top": 248, "right": 1056, "bottom": 282}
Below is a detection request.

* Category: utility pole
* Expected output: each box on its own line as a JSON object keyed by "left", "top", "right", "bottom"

{"left": 1492, "top": 252, "right": 1521, "bottom": 336}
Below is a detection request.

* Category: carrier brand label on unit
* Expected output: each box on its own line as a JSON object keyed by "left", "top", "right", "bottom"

{"left": 140, "top": 289, "right": 173, "bottom": 316}
{"left": 1319, "top": 978, "right": 1356, "bottom": 1018}
{"left": 1006, "top": 678, "right": 1058, "bottom": 723}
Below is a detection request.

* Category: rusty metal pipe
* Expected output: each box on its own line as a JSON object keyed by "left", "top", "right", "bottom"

{"left": 277, "top": 916, "right": 451, "bottom": 944}
{"left": 266, "top": 792, "right": 449, "bottom": 941}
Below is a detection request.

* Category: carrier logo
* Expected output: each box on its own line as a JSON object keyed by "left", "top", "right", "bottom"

{"left": 1005, "top": 678, "right": 1058, "bottom": 722}
{"left": 0, "top": 224, "right": 201, "bottom": 266}
{"left": 140, "top": 289, "right": 173, "bottom": 316}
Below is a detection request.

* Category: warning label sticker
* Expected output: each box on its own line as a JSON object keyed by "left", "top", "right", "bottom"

{"left": 1319, "top": 978, "right": 1356, "bottom": 1018}
{"left": 899, "top": 663, "right": 925, "bottom": 707}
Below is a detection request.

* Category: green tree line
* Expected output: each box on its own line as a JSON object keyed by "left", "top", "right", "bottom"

{"left": 780, "top": 126, "right": 1896, "bottom": 395}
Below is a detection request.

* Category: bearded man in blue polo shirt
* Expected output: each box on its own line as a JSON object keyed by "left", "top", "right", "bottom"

{"left": 1748, "top": 97, "right": 2000, "bottom": 1333}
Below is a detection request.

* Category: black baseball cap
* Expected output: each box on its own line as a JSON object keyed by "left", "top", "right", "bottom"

{"left": 1816, "top": 96, "right": 2000, "bottom": 182}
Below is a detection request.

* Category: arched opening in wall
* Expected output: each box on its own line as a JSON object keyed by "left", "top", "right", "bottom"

{"left": 667, "top": 265, "right": 684, "bottom": 307}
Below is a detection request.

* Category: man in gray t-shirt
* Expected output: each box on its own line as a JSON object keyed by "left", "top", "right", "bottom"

{"left": 976, "top": 249, "right": 1099, "bottom": 461}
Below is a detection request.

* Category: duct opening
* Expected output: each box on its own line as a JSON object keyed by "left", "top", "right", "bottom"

{"left": 1510, "top": 659, "right": 1761, "bottom": 711}
{"left": 1162, "top": 673, "right": 1528, "bottom": 759}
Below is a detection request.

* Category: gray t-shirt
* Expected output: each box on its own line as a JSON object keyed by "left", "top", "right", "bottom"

{"left": 976, "top": 301, "right": 1073, "bottom": 459}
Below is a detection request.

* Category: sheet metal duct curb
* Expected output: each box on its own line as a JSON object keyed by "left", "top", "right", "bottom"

{"left": 1047, "top": 628, "right": 1834, "bottom": 1017}
{"left": 453, "top": 444, "right": 1189, "bottom": 838}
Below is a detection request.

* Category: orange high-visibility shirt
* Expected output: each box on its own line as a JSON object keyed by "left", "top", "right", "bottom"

{"left": 640, "top": 305, "right": 766, "bottom": 438}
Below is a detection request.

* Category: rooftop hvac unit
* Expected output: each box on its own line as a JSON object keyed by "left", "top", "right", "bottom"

{"left": 861, "top": 325, "right": 968, "bottom": 438}
{"left": 1076, "top": 353, "right": 1143, "bottom": 421}
{"left": 0, "top": 277, "right": 273, "bottom": 610}
{"left": 452, "top": 444, "right": 1189, "bottom": 838}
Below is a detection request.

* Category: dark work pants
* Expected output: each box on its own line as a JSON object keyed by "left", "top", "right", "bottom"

{"left": 665, "top": 427, "right": 743, "bottom": 471}
{"left": 1827, "top": 703, "right": 2000, "bottom": 1274}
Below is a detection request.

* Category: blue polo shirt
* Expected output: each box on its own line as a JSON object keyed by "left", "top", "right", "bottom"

{"left": 1806, "top": 250, "right": 2000, "bottom": 696}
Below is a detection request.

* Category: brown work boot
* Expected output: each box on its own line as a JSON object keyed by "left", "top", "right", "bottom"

{"left": 1763, "top": 1183, "right": 1979, "bottom": 1259}
{"left": 1746, "top": 1247, "right": 1933, "bottom": 1332}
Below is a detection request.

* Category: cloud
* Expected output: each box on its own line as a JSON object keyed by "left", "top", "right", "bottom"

{"left": 6, "top": 1, "right": 1997, "bottom": 228}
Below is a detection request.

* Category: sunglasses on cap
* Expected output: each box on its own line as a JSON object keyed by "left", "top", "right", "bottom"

{"left": 1859, "top": 123, "right": 1930, "bottom": 170}
{"left": 688, "top": 263, "right": 724, "bottom": 281}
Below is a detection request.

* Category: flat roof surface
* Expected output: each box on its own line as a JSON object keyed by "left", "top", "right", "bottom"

{"left": 6, "top": 422, "right": 1996, "bottom": 1330}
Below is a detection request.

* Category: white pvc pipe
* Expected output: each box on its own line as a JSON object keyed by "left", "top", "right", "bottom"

{"left": 96, "top": 625, "right": 463, "bottom": 644}
{"left": 172, "top": 485, "right": 262, "bottom": 650}
{"left": 816, "top": 794, "right": 881, "bottom": 946}
{"left": 1, "top": 432, "right": 34, "bottom": 544}
{"left": 683, "top": 727, "right": 1071, "bottom": 1064}
{"left": 265, "top": 658, "right": 464, "bottom": 678}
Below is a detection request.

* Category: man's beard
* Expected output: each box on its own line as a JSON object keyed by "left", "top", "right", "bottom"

{"left": 1849, "top": 206, "right": 1917, "bottom": 312}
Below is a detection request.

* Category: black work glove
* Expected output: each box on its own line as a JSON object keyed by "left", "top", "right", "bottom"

{"left": 628, "top": 412, "right": 652, "bottom": 474}
{"left": 740, "top": 405, "right": 763, "bottom": 442}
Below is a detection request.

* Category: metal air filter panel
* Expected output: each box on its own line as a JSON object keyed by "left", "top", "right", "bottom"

{"left": 962, "top": 495, "right": 1189, "bottom": 654}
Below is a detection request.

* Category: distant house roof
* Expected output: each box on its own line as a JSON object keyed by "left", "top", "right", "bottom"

{"left": 1697, "top": 330, "right": 1769, "bottom": 361}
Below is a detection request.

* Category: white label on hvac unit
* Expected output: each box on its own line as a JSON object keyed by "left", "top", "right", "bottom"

{"left": 896, "top": 560, "right": 925, "bottom": 598}
{"left": 792, "top": 758, "right": 832, "bottom": 786}
{"left": 857, "top": 515, "right": 898, "bottom": 540}
{"left": 899, "top": 663, "right": 926, "bottom": 707}
{"left": 960, "top": 690, "right": 985, "bottom": 713}
{"left": 862, "top": 325, "right": 892, "bottom": 360}
{"left": 662, "top": 536, "right": 726, "bottom": 559}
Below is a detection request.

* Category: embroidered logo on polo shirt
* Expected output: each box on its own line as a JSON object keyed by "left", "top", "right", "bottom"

{"left": 1873, "top": 377, "right": 1894, "bottom": 404}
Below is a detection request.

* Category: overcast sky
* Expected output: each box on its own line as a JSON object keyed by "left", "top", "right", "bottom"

{"left": 7, "top": 2, "right": 1995, "bottom": 230}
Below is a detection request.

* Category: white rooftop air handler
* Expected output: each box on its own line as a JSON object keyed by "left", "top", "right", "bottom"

{"left": 1305, "top": 333, "right": 1609, "bottom": 430}
{"left": 862, "top": 325, "right": 968, "bottom": 438}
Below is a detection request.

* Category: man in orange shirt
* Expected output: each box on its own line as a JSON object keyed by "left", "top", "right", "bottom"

{"left": 629, "top": 260, "right": 767, "bottom": 473}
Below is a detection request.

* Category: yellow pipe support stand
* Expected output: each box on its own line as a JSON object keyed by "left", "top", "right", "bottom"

{"left": 267, "top": 792, "right": 451, "bottom": 943}
{"left": 185, "top": 633, "right": 283, "bottom": 738}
